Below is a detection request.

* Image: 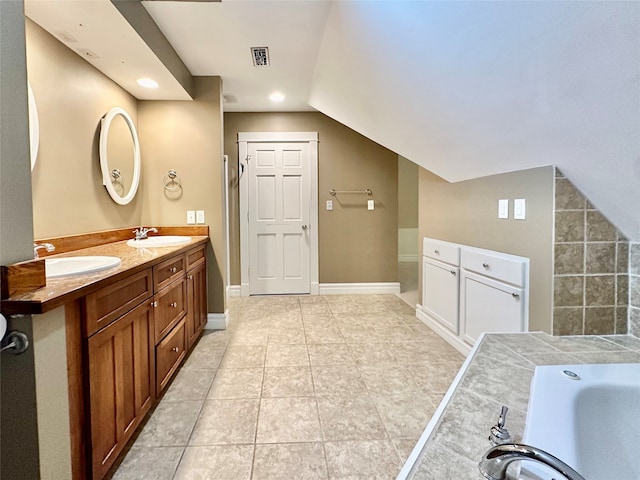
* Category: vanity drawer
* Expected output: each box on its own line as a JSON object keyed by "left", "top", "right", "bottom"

{"left": 156, "top": 318, "right": 186, "bottom": 395}
{"left": 84, "top": 269, "right": 153, "bottom": 337}
{"left": 153, "top": 278, "right": 187, "bottom": 343}
{"left": 153, "top": 255, "right": 185, "bottom": 292}
{"left": 423, "top": 238, "right": 460, "bottom": 266}
{"left": 461, "top": 249, "right": 526, "bottom": 287}
{"left": 186, "top": 245, "right": 206, "bottom": 271}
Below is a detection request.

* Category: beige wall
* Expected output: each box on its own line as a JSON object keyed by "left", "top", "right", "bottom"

{"left": 398, "top": 156, "right": 419, "bottom": 229}
{"left": 138, "top": 77, "right": 226, "bottom": 312}
{"left": 27, "top": 19, "right": 142, "bottom": 237}
{"left": 418, "top": 166, "right": 554, "bottom": 332}
{"left": 25, "top": 21, "right": 226, "bottom": 312}
{"left": 224, "top": 112, "right": 398, "bottom": 285}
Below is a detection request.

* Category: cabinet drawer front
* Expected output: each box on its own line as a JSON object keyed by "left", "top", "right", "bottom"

{"left": 154, "top": 279, "right": 187, "bottom": 343}
{"left": 461, "top": 249, "right": 525, "bottom": 286}
{"left": 156, "top": 319, "right": 186, "bottom": 395}
{"left": 423, "top": 238, "right": 460, "bottom": 266}
{"left": 153, "top": 255, "right": 185, "bottom": 292}
{"left": 85, "top": 269, "right": 153, "bottom": 336}
{"left": 186, "top": 245, "right": 206, "bottom": 270}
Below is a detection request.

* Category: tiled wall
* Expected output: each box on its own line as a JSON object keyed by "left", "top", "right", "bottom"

{"left": 553, "top": 168, "right": 629, "bottom": 335}
{"left": 630, "top": 243, "right": 640, "bottom": 336}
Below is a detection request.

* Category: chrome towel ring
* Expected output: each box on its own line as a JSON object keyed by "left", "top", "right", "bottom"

{"left": 163, "top": 169, "right": 181, "bottom": 191}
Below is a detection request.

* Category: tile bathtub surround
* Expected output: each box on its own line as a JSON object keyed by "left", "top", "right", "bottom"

{"left": 553, "top": 168, "right": 629, "bottom": 335}
{"left": 408, "top": 332, "right": 640, "bottom": 479}
{"left": 112, "top": 294, "right": 465, "bottom": 480}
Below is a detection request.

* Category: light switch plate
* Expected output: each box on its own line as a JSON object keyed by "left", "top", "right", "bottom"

{"left": 187, "top": 210, "right": 196, "bottom": 224}
{"left": 196, "top": 210, "right": 205, "bottom": 224}
{"left": 498, "top": 199, "right": 509, "bottom": 219}
{"left": 514, "top": 199, "right": 526, "bottom": 220}
{"left": 367, "top": 199, "right": 375, "bottom": 211}
{"left": 326, "top": 200, "right": 333, "bottom": 211}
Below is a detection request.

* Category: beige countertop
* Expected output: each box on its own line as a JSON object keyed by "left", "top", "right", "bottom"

{"left": 0, "top": 236, "right": 208, "bottom": 315}
{"left": 402, "top": 332, "right": 640, "bottom": 479}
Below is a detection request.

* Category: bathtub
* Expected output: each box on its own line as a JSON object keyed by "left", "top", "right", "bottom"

{"left": 521, "top": 363, "right": 640, "bottom": 480}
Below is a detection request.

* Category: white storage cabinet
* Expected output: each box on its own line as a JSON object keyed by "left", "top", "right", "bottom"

{"left": 421, "top": 239, "right": 460, "bottom": 334}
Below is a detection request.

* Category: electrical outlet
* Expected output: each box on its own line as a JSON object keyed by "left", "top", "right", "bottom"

{"left": 196, "top": 210, "right": 205, "bottom": 224}
{"left": 367, "top": 199, "right": 374, "bottom": 211}
{"left": 326, "top": 200, "right": 333, "bottom": 211}
{"left": 514, "top": 199, "right": 526, "bottom": 220}
{"left": 187, "top": 210, "right": 196, "bottom": 224}
{"left": 498, "top": 199, "right": 509, "bottom": 219}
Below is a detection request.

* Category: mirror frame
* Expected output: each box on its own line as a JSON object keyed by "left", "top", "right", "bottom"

{"left": 99, "top": 107, "right": 141, "bottom": 205}
{"left": 28, "top": 82, "right": 39, "bottom": 171}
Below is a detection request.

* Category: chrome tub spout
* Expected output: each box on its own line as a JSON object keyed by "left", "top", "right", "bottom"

{"left": 479, "top": 443, "right": 585, "bottom": 480}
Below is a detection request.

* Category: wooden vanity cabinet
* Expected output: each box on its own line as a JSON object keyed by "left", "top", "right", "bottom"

{"left": 86, "top": 299, "right": 154, "bottom": 480}
{"left": 82, "top": 244, "right": 208, "bottom": 480}
{"left": 185, "top": 246, "right": 207, "bottom": 349}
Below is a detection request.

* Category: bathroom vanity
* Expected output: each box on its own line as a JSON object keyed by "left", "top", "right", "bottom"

{"left": 0, "top": 228, "right": 209, "bottom": 480}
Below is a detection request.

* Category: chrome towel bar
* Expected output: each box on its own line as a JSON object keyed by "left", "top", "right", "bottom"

{"left": 329, "top": 188, "right": 372, "bottom": 196}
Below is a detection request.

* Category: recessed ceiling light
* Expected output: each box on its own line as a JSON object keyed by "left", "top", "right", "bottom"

{"left": 270, "top": 92, "right": 285, "bottom": 102}
{"left": 137, "top": 78, "right": 159, "bottom": 89}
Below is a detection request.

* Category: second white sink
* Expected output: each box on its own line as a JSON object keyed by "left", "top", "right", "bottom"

{"left": 126, "top": 236, "right": 192, "bottom": 248}
{"left": 46, "top": 256, "right": 122, "bottom": 278}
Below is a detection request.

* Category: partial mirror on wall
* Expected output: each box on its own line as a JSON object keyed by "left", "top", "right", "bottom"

{"left": 99, "top": 107, "right": 141, "bottom": 205}
{"left": 28, "top": 82, "right": 39, "bottom": 171}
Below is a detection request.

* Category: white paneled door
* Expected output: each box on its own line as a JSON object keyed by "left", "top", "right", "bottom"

{"left": 247, "top": 141, "right": 311, "bottom": 294}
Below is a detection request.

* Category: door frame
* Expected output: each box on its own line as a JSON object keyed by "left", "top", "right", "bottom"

{"left": 238, "top": 132, "right": 319, "bottom": 296}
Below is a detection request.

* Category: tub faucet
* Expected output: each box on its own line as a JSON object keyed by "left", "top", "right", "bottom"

{"left": 33, "top": 242, "right": 55, "bottom": 258}
{"left": 133, "top": 227, "right": 158, "bottom": 241}
{"left": 479, "top": 443, "right": 585, "bottom": 480}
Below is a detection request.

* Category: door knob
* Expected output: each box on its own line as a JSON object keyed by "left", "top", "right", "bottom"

{"left": 301, "top": 224, "right": 308, "bottom": 230}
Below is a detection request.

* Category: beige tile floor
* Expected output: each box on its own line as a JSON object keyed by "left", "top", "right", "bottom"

{"left": 112, "top": 295, "right": 464, "bottom": 480}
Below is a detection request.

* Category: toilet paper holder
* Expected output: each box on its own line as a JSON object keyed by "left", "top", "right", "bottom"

{"left": 0, "top": 314, "right": 29, "bottom": 355}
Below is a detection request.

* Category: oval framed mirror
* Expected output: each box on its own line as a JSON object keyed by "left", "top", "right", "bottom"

{"left": 28, "top": 82, "right": 39, "bottom": 171}
{"left": 99, "top": 107, "right": 141, "bottom": 205}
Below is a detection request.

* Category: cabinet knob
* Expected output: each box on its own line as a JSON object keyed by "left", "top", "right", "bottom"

{"left": 187, "top": 274, "right": 193, "bottom": 280}
{"left": 151, "top": 301, "right": 158, "bottom": 308}
{"left": 512, "top": 292, "right": 520, "bottom": 299}
{"left": 482, "top": 263, "right": 490, "bottom": 269}
{"left": 450, "top": 270, "right": 456, "bottom": 276}
{"left": 169, "top": 267, "right": 177, "bottom": 273}
{"left": 171, "top": 347, "right": 179, "bottom": 352}
{"left": 170, "top": 302, "right": 178, "bottom": 308}
{"left": 434, "top": 249, "right": 440, "bottom": 254}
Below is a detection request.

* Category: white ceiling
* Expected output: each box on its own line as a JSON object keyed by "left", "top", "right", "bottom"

{"left": 23, "top": 0, "right": 640, "bottom": 240}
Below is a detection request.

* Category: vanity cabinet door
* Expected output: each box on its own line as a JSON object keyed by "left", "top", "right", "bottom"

{"left": 186, "top": 260, "right": 208, "bottom": 349}
{"left": 422, "top": 257, "right": 459, "bottom": 334}
{"left": 87, "top": 300, "right": 154, "bottom": 480}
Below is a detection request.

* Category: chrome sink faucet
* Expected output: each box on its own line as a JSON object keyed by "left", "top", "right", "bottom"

{"left": 133, "top": 227, "right": 158, "bottom": 241}
{"left": 34, "top": 242, "right": 55, "bottom": 258}
{"left": 479, "top": 443, "right": 585, "bottom": 480}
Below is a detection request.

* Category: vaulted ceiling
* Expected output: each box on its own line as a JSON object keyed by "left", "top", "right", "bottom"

{"left": 25, "top": 0, "right": 640, "bottom": 241}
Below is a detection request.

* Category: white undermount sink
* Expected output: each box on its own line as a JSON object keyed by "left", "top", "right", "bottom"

{"left": 45, "top": 256, "right": 122, "bottom": 279}
{"left": 126, "top": 235, "right": 192, "bottom": 248}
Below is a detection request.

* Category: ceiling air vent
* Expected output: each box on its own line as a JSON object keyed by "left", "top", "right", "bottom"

{"left": 251, "top": 47, "right": 270, "bottom": 67}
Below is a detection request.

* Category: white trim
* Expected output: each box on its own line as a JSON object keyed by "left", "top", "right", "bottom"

{"left": 398, "top": 254, "right": 420, "bottom": 263}
{"left": 238, "top": 132, "right": 319, "bottom": 296}
{"left": 396, "top": 333, "right": 481, "bottom": 480}
{"left": 205, "top": 312, "right": 228, "bottom": 330}
{"left": 416, "top": 305, "right": 472, "bottom": 356}
{"left": 226, "top": 285, "right": 241, "bottom": 297}
{"left": 319, "top": 282, "right": 401, "bottom": 295}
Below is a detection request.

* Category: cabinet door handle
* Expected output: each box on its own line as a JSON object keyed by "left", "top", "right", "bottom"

{"left": 151, "top": 301, "right": 158, "bottom": 308}
{"left": 171, "top": 347, "right": 179, "bottom": 352}
{"left": 512, "top": 292, "right": 520, "bottom": 299}
{"left": 169, "top": 267, "right": 177, "bottom": 273}
{"left": 450, "top": 270, "right": 456, "bottom": 276}
{"left": 482, "top": 263, "right": 490, "bottom": 269}
{"left": 170, "top": 302, "right": 178, "bottom": 308}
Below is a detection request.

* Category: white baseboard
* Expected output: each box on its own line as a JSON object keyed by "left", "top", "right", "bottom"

{"left": 398, "top": 254, "right": 420, "bottom": 263}
{"left": 227, "top": 285, "right": 241, "bottom": 297}
{"left": 205, "top": 311, "right": 229, "bottom": 330}
{"left": 319, "top": 282, "right": 401, "bottom": 295}
{"left": 415, "top": 305, "right": 471, "bottom": 356}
